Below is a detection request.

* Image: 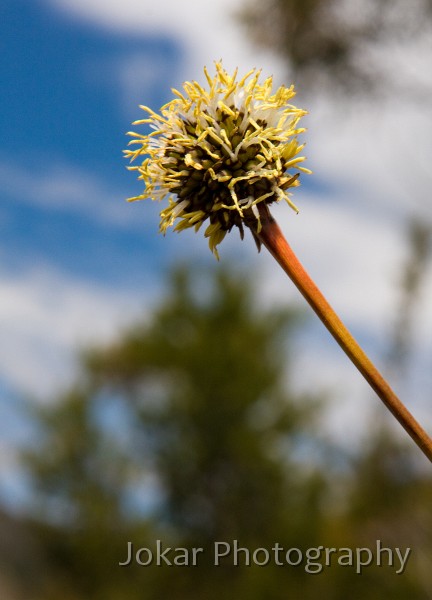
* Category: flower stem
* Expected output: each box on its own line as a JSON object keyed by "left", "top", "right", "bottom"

{"left": 257, "top": 207, "right": 432, "bottom": 462}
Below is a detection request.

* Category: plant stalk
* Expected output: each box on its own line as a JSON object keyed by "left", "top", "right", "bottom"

{"left": 256, "top": 207, "right": 432, "bottom": 462}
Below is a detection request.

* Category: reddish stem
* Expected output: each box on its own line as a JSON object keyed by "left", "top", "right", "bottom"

{"left": 257, "top": 208, "right": 432, "bottom": 462}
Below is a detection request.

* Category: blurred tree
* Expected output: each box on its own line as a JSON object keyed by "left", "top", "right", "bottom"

{"left": 344, "top": 427, "right": 432, "bottom": 599}
{"left": 23, "top": 264, "right": 327, "bottom": 599}
{"left": 12, "top": 263, "right": 432, "bottom": 598}
{"left": 387, "top": 219, "right": 432, "bottom": 378}
{"left": 239, "top": 0, "right": 432, "bottom": 405}
{"left": 238, "top": 0, "right": 432, "bottom": 98}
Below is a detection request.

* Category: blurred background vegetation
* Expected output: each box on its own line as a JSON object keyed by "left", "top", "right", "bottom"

{"left": 1, "top": 263, "right": 430, "bottom": 599}
{"left": 239, "top": 0, "right": 432, "bottom": 379}
{"left": 2, "top": 0, "right": 432, "bottom": 598}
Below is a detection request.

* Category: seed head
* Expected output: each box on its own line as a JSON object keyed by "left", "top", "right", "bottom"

{"left": 125, "top": 62, "right": 310, "bottom": 257}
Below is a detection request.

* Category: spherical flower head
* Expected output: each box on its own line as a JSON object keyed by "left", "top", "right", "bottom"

{"left": 125, "top": 62, "right": 310, "bottom": 257}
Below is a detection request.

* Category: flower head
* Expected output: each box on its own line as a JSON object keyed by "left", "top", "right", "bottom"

{"left": 125, "top": 62, "right": 310, "bottom": 257}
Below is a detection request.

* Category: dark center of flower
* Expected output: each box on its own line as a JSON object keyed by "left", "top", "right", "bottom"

{"left": 163, "top": 108, "right": 291, "bottom": 235}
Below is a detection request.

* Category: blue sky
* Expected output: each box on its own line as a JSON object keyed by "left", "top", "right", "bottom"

{"left": 1, "top": 0, "right": 185, "bottom": 506}
{"left": 0, "top": 0, "right": 262, "bottom": 508}
{"left": 2, "top": 0, "right": 181, "bottom": 283}
{"left": 1, "top": 0, "right": 432, "bottom": 507}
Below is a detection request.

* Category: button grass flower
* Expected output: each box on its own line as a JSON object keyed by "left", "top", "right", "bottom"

{"left": 125, "top": 62, "right": 310, "bottom": 257}
{"left": 125, "top": 63, "right": 432, "bottom": 462}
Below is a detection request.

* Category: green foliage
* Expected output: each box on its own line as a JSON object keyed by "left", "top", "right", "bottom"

{"left": 13, "top": 264, "right": 432, "bottom": 599}
{"left": 22, "top": 265, "right": 325, "bottom": 599}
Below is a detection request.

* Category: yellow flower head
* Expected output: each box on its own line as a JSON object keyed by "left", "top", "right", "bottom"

{"left": 125, "top": 62, "right": 310, "bottom": 257}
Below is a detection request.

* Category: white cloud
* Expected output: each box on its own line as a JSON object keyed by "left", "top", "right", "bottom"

{"left": 44, "top": 0, "right": 286, "bottom": 87}
{"left": 269, "top": 196, "right": 403, "bottom": 329}
{"left": 81, "top": 48, "right": 181, "bottom": 117}
{"left": 115, "top": 51, "right": 177, "bottom": 114}
{"left": 45, "top": 0, "right": 229, "bottom": 36}
{"left": 0, "top": 263, "right": 146, "bottom": 398}
{"left": 0, "top": 160, "right": 151, "bottom": 229}
{"left": 305, "top": 99, "right": 432, "bottom": 221}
